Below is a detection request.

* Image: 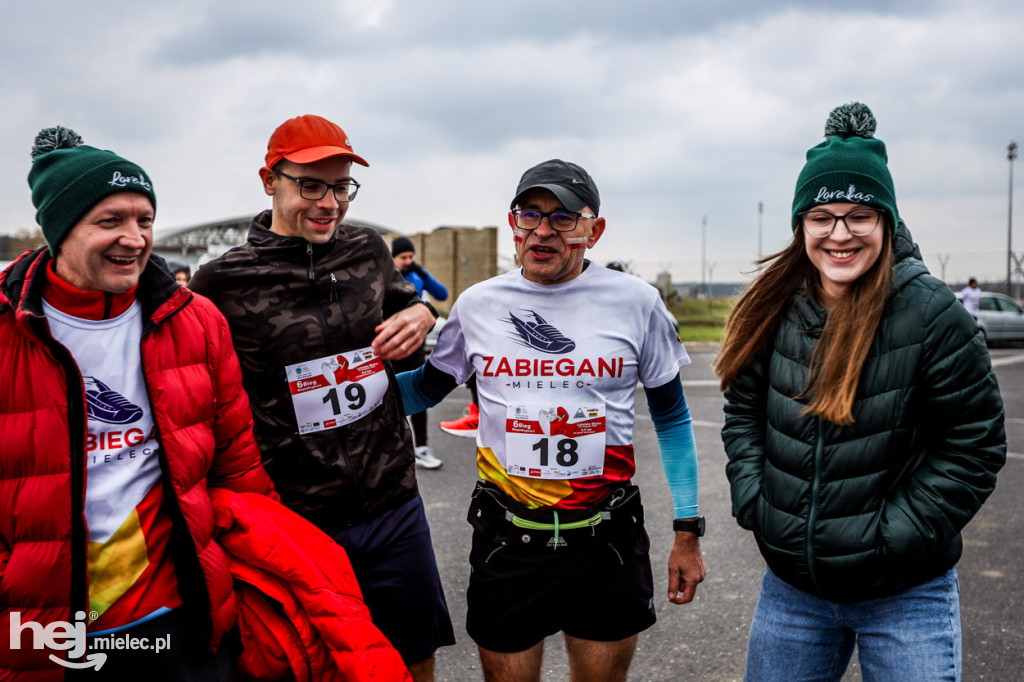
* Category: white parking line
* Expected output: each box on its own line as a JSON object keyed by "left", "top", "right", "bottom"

{"left": 991, "top": 353, "right": 1024, "bottom": 367}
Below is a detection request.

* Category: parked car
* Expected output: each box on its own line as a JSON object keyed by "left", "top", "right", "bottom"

{"left": 957, "top": 291, "right": 1024, "bottom": 345}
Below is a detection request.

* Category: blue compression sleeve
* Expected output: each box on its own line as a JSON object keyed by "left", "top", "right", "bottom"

{"left": 396, "top": 361, "right": 459, "bottom": 415}
{"left": 644, "top": 373, "right": 699, "bottom": 518}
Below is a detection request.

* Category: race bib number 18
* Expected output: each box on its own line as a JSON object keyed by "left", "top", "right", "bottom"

{"left": 285, "top": 347, "right": 388, "bottom": 435}
{"left": 505, "top": 403, "right": 606, "bottom": 479}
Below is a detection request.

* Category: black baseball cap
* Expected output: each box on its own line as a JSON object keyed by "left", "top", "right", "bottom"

{"left": 510, "top": 159, "right": 600, "bottom": 216}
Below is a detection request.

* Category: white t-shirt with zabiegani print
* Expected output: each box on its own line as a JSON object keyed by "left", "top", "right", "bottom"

{"left": 44, "top": 300, "right": 181, "bottom": 632}
{"left": 429, "top": 262, "right": 689, "bottom": 510}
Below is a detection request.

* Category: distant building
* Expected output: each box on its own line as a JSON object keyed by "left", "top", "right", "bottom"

{"left": 382, "top": 227, "right": 498, "bottom": 311}
{"left": 151, "top": 215, "right": 252, "bottom": 269}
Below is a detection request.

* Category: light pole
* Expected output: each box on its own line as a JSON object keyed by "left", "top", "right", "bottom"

{"left": 701, "top": 215, "right": 707, "bottom": 297}
{"left": 758, "top": 201, "right": 763, "bottom": 261}
{"left": 1008, "top": 141, "right": 1017, "bottom": 296}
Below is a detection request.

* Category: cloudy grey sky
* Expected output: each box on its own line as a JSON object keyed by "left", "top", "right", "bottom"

{"left": 2, "top": 0, "right": 1022, "bottom": 285}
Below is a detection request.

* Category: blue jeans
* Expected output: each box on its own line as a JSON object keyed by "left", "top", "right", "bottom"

{"left": 745, "top": 567, "right": 961, "bottom": 682}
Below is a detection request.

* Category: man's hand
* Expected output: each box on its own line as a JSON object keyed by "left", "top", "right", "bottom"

{"left": 667, "top": 531, "right": 706, "bottom": 605}
{"left": 372, "top": 303, "right": 436, "bottom": 360}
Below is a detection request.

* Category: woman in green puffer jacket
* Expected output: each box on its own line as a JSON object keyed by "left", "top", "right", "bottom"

{"left": 715, "top": 103, "right": 1006, "bottom": 682}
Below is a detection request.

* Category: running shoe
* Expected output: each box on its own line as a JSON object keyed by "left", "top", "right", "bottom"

{"left": 415, "top": 445, "right": 443, "bottom": 469}
{"left": 84, "top": 377, "right": 144, "bottom": 424}
{"left": 440, "top": 403, "right": 479, "bottom": 438}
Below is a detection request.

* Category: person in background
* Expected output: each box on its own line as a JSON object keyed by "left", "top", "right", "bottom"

{"left": 391, "top": 236, "right": 448, "bottom": 469}
{"left": 1, "top": 126, "right": 276, "bottom": 680}
{"left": 189, "top": 115, "right": 453, "bottom": 681}
{"left": 399, "top": 158, "right": 705, "bottom": 682}
{"left": 170, "top": 262, "right": 191, "bottom": 286}
{"left": 959, "top": 277, "right": 982, "bottom": 318}
{"left": 715, "top": 102, "right": 1006, "bottom": 681}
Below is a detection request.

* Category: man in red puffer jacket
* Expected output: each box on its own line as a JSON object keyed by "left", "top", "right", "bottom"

{"left": 0, "top": 126, "right": 276, "bottom": 681}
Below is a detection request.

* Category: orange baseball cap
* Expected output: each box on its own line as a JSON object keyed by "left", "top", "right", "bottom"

{"left": 265, "top": 114, "right": 369, "bottom": 169}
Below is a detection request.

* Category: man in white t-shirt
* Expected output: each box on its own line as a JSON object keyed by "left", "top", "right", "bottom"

{"left": 399, "top": 159, "right": 706, "bottom": 682}
{"left": 959, "top": 278, "right": 982, "bottom": 318}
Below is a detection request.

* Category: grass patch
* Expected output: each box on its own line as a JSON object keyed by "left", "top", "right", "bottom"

{"left": 675, "top": 324, "right": 727, "bottom": 343}
{"left": 667, "top": 297, "right": 737, "bottom": 344}
{"left": 668, "top": 297, "right": 735, "bottom": 322}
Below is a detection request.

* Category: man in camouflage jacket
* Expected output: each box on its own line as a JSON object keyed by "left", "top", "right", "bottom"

{"left": 190, "top": 115, "right": 453, "bottom": 681}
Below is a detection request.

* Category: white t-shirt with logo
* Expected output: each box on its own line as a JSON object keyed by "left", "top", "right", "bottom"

{"left": 429, "top": 263, "right": 689, "bottom": 507}
{"left": 44, "top": 300, "right": 179, "bottom": 630}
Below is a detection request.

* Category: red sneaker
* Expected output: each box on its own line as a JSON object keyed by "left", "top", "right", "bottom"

{"left": 440, "top": 403, "right": 479, "bottom": 438}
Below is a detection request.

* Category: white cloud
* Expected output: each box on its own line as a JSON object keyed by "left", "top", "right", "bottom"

{"left": 1, "top": 1, "right": 1021, "bottom": 285}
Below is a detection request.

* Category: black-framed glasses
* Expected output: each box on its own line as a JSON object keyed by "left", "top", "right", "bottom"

{"left": 273, "top": 169, "right": 360, "bottom": 202}
{"left": 798, "top": 207, "right": 882, "bottom": 238}
{"left": 511, "top": 208, "right": 597, "bottom": 232}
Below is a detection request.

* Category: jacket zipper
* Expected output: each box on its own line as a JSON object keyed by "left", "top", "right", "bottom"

{"left": 69, "top": 392, "right": 88, "bottom": 622}
{"left": 329, "top": 272, "right": 353, "bottom": 339}
{"left": 307, "top": 243, "right": 361, "bottom": 507}
{"left": 806, "top": 417, "right": 825, "bottom": 595}
{"left": 307, "top": 243, "right": 333, "bottom": 349}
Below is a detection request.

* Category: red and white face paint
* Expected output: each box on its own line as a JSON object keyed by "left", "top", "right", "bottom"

{"left": 509, "top": 189, "right": 605, "bottom": 286}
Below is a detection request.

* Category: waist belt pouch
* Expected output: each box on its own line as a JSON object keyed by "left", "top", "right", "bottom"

{"left": 598, "top": 484, "right": 644, "bottom": 535}
{"left": 467, "top": 481, "right": 645, "bottom": 549}
{"left": 467, "top": 481, "right": 514, "bottom": 537}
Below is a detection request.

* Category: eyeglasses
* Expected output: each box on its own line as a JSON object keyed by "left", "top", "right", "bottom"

{"left": 511, "top": 209, "right": 597, "bottom": 232}
{"left": 798, "top": 208, "right": 882, "bottom": 238}
{"left": 273, "top": 169, "right": 360, "bottom": 202}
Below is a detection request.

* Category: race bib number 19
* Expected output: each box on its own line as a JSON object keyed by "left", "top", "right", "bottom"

{"left": 505, "top": 403, "right": 606, "bottom": 479}
{"left": 285, "top": 346, "right": 388, "bottom": 435}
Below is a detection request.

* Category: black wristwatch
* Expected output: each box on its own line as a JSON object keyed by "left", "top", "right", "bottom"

{"left": 673, "top": 516, "right": 705, "bottom": 536}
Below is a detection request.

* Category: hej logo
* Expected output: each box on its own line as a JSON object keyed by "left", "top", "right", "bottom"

{"left": 9, "top": 610, "right": 107, "bottom": 670}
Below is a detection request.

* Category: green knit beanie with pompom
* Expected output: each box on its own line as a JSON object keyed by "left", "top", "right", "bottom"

{"left": 791, "top": 102, "right": 898, "bottom": 232}
{"left": 27, "top": 126, "right": 157, "bottom": 254}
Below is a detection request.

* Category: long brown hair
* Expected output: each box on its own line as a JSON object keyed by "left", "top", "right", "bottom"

{"left": 714, "top": 225, "right": 894, "bottom": 425}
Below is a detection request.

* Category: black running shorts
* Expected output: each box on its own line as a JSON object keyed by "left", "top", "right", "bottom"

{"left": 465, "top": 484, "right": 656, "bottom": 653}
{"left": 332, "top": 494, "right": 455, "bottom": 664}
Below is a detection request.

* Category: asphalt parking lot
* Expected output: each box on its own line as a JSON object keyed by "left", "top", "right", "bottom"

{"left": 415, "top": 345, "right": 1024, "bottom": 681}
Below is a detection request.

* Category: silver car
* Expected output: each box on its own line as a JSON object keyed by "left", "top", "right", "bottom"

{"left": 961, "top": 292, "right": 1024, "bottom": 345}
